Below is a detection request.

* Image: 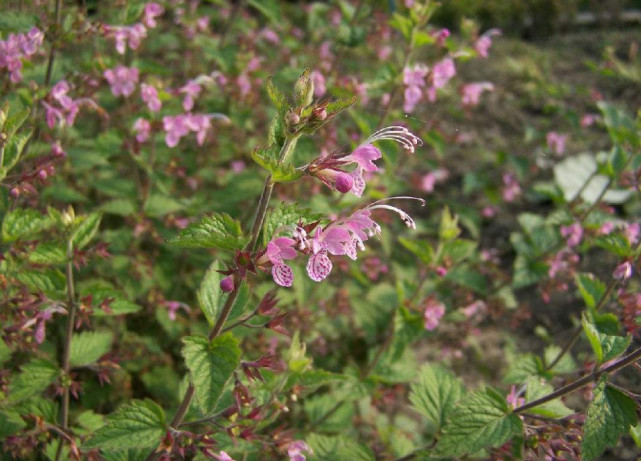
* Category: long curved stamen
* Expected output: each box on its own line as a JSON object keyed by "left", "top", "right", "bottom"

{"left": 368, "top": 196, "right": 426, "bottom": 207}
{"left": 367, "top": 204, "right": 418, "bottom": 229}
{"left": 363, "top": 126, "right": 423, "bottom": 153}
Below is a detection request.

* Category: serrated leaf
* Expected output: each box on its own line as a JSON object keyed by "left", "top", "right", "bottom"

{"left": 436, "top": 388, "right": 523, "bottom": 457}
{"left": 284, "top": 369, "right": 348, "bottom": 393}
{"left": 582, "top": 315, "right": 631, "bottom": 363}
{"left": 16, "top": 396, "right": 58, "bottom": 423}
{"left": 70, "top": 331, "right": 114, "bottom": 367}
{"left": 251, "top": 148, "right": 302, "bottom": 182}
{"left": 575, "top": 273, "right": 606, "bottom": 310}
{"left": 15, "top": 268, "right": 66, "bottom": 294}
{"left": 28, "top": 242, "right": 67, "bottom": 265}
{"left": 3, "top": 106, "right": 30, "bottom": 137}
{"left": 71, "top": 213, "right": 102, "bottom": 250}
{"left": 197, "top": 260, "right": 224, "bottom": 326}
{"left": 524, "top": 377, "right": 573, "bottom": 418}
{"left": 307, "top": 433, "right": 375, "bottom": 461}
{"left": 0, "top": 411, "right": 26, "bottom": 437}
{"left": 1, "top": 130, "right": 32, "bottom": 176}
{"left": 266, "top": 76, "right": 289, "bottom": 116}
{"left": 166, "top": 212, "right": 247, "bottom": 250}
{"left": 581, "top": 377, "right": 638, "bottom": 460}
{"left": 181, "top": 334, "right": 241, "bottom": 414}
{"left": 409, "top": 364, "right": 465, "bottom": 431}
{"left": 84, "top": 400, "right": 166, "bottom": 451}
{"left": 325, "top": 97, "right": 357, "bottom": 117}
{"left": 8, "top": 359, "right": 59, "bottom": 403}
{"left": 441, "top": 239, "right": 477, "bottom": 264}
{"left": 2, "top": 208, "right": 52, "bottom": 242}
{"left": 504, "top": 354, "right": 543, "bottom": 384}
{"left": 544, "top": 345, "right": 576, "bottom": 374}
{"left": 262, "top": 202, "right": 320, "bottom": 246}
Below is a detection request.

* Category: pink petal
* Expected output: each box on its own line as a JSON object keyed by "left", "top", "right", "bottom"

{"left": 350, "top": 168, "right": 365, "bottom": 197}
{"left": 272, "top": 263, "right": 293, "bottom": 287}
{"left": 307, "top": 251, "right": 332, "bottom": 282}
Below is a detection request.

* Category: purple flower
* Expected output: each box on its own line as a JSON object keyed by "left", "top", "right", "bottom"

{"left": 287, "top": 440, "right": 312, "bottom": 461}
{"left": 43, "top": 80, "right": 99, "bottom": 128}
{"left": 179, "top": 80, "right": 202, "bottom": 111}
{"left": 423, "top": 298, "right": 445, "bottom": 331}
{"left": 310, "top": 70, "right": 326, "bottom": 97}
{"left": 220, "top": 276, "right": 235, "bottom": 292}
{"left": 461, "top": 82, "right": 494, "bottom": 107}
{"left": 433, "top": 28, "right": 450, "bottom": 46}
{"left": 133, "top": 118, "right": 151, "bottom": 143}
{"left": 428, "top": 57, "right": 456, "bottom": 102}
{"left": 104, "top": 24, "right": 147, "bottom": 54}
{"left": 141, "top": 83, "right": 161, "bottom": 112}
{"left": 143, "top": 3, "right": 164, "bottom": 28}
{"left": 164, "top": 301, "right": 190, "bottom": 321}
{"left": 162, "top": 113, "right": 212, "bottom": 147}
{"left": 475, "top": 29, "right": 501, "bottom": 58}
{"left": 546, "top": 131, "right": 567, "bottom": 156}
{"left": 104, "top": 65, "right": 139, "bottom": 97}
{"left": 0, "top": 27, "right": 44, "bottom": 83}
{"left": 613, "top": 261, "right": 633, "bottom": 281}
{"left": 501, "top": 173, "right": 521, "bottom": 202}
{"left": 266, "top": 237, "right": 298, "bottom": 287}
{"left": 560, "top": 222, "right": 583, "bottom": 248}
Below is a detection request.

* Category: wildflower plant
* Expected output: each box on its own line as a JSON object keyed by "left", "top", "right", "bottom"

{"left": 1, "top": 1, "right": 641, "bottom": 461}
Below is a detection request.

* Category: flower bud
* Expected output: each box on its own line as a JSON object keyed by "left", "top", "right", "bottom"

{"left": 613, "top": 261, "right": 633, "bottom": 281}
{"left": 334, "top": 171, "right": 354, "bottom": 193}
{"left": 220, "top": 275, "right": 234, "bottom": 292}
{"left": 312, "top": 106, "right": 327, "bottom": 120}
{"left": 286, "top": 110, "right": 300, "bottom": 126}
{"left": 294, "top": 69, "right": 314, "bottom": 107}
{"left": 10, "top": 187, "right": 19, "bottom": 198}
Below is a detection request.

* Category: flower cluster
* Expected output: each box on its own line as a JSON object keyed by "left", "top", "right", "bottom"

{"left": 260, "top": 198, "right": 425, "bottom": 287}
{"left": 403, "top": 57, "right": 457, "bottom": 112}
{"left": 42, "top": 80, "right": 99, "bottom": 129}
{"left": 461, "top": 82, "right": 494, "bottom": 107}
{"left": 103, "top": 3, "right": 164, "bottom": 54}
{"left": 104, "top": 65, "right": 140, "bottom": 97}
{"left": 162, "top": 113, "right": 212, "bottom": 147}
{"left": 0, "top": 27, "right": 44, "bottom": 83}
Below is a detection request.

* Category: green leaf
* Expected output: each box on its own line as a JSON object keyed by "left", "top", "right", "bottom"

{"left": 409, "top": 364, "right": 465, "bottom": 432}
{"left": 440, "top": 239, "right": 477, "bottom": 264}
{"left": 543, "top": 345, "right": 576, "bottom": 375}
{"left": 197, "top": 260, "right": 224, "bottom": 326}
{"left": 84, "top": 400, "right": 166, "bottom": 451}
{"left": 0, "top": 338, "right": 13, "bottom": 364}
{"left": 504, "top": 354, "right": 543, "bottom": 384}
{"left": 8, "top": 359, "right": 59, "bottom": 403}
{"left": 582, "top": 315, "right": 631, "bottom": 363}
{"left": 2, "top": 208, "right": 52, "bottom": 242}
{"left": 70, "top": 331, "right": 114, "bottom": 367}
{"left": 262, "top": 202, "right": 320, "bottom": 247}
{"left": 398, "top": 237, "right": 433, "bottom": 265}
{"left": 28, "top": 242, "right": 67, "bottom": 265}
{"left": 166, "top": 212, "right": 248, "bottom": 250}
{"left": 15, "top": 269, "right": 66, "bottom": 295}
{"left": 436, "top": 388, "right": 523, "bottom": 457}
{"left": 444, "top": 266, "right": 488, "bottom": 295}
{"left": 0, "top": 130, "right": 31, "bottom": 179}
{"left": 71, "top": 213, "right": 102, "bottom": 250}
{"left": 265, "top": 76, "right": 289, "bottom": 116}
{"left": 181, "top": 334, "right": 241, "bottom": 414}
{"left": 3, "top": 106, "right": 30, "bottom": 138}
{"left": 307, "top": 433, "right": 375, "bottom": 461}
{"left": 524, "top": 377, "right": 573, "bottom": 418}
{"left": 581, "top": 377, "right": 638, "bottom": 460}
{"left": 251, "top": 148, "right": 302, "bottom": 182}
{"left": 439, "top": 207, "right": 460, "bottom": 241}
{"left": 0, "top": 411, "right": 26, "bottom": 437}
{"left": 324, "top": 97, "right": 356, "bottom": 118}
{"left": 575, "top": 273, "right": 606, "bottom": 310}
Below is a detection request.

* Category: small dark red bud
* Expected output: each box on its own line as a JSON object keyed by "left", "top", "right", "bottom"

{"left": 10, "top": 187, "right": 19, "bottom": 198}
{"left": 220, "top": 276, "right": 234, "bottom": 292}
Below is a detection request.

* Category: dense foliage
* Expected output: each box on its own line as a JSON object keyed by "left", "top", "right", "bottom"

{"left": 1, "top": 1, "right": 641, "bottom": 460}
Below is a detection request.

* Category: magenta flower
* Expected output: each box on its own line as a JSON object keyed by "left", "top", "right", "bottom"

{"left": 461, "top": 82, "right": 494, "bottom": 107}
{"left": 433, "top": 28, "right": 450, "bottom": 46}
{"left": 423, "top": 297, "right": 445, "bottom": 331}
{"left": 475, "top": 29, "right": 501, "bottom": 58}
{"left": 613, "top": 261, "right": 633, "bottom": 281}
{"left": 133, "top": 118, "right": 151, "bottom": 143}
{"left": 402, "top": 64, "right": 428, "bottom": 112}
{"left": 163, "top": 115, "right": 190, "bottom": 147}
{"left": 546, "top": 131, "right": 567, "bottom": 156}
{"left": 104, "top": 24, "right": 147, "bottom": 54}
{"left": 104, "top": 65, "right": 139, "bottom": 97}
{"left": 287, "top": 440, "right": 312, "bottom": 461}
{"left": 560, "top": 222, "right": 583, "bottom": 248}
{"left": 420, "top": 168, "right": 449, "bottom": 193}
{"left": 310, "top": 70, "right": 326, "bottom": 97}
{"left": 501, "top": 173, "right": 521, "bottom": 202}
{"left": 187, "top": 114, "right": 211, "bottom": 145}
{"left": 266, "top": 237, "right": 298, "bottom": 287}
{"left": 141, "top": 83, "right": 161, "bottom": 112}
{"left": 163, "top": 300, "right": 190, "bottom": 321}
{"left": 427, "top": 57, "right": 456, "bottom": 102}
{"left": 143, "top": 2, "right": 164, "bottom": 28}
{"left": 0, "top": 27, "right": 44, "bottom": 83}
{"left": 43, "top": 80, "right": 99, "bottom": 128}
{"left": 625, "top": 222, "right": 640, "bottom": 245}
{"left": 179, "top": 80, "right": 202, "bottom": 111}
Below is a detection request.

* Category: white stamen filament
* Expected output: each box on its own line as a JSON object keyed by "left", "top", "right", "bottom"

{"left": 368, "top": 204, "right": 417, "bottom": 229}
{"left": 363, "top": 126, "right": 423, "bottom": 152}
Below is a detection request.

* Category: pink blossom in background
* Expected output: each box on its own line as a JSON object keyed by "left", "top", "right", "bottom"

{"left": 625, "top": 222, "right": 640, "bottom": 245}
{"left": 402, "top": 64, "right": 428, "bottom": 112}
{"left": 163, "top": 300, "right": 190, "bottom": 321}
{"left": 140, "top": 83, "right": 161, "bottom": 112}
{"left": 237, "top": 74, "right": 252, "bottom": 97}
{"left": 213, "top": 451, "right": 234, "bottom": 461}
{"left": 501, "top": 173, "right": 521, "bottom": 202}
{"left": 546, "top": 131, "right": 567, "bottom": 156}
{"left": 133, "top": 118, "right": 151, "bottom": 143}
{"left": 560, "top": 222, "right": 583, "bottom": 248}
{"left": 179, "top": 79, "right": 202, "bottom": 111}
{"left": 378, "top": 45, "right": 392, "bottom": 60}
{"left": 104, "top": 65, "right": 139, "bottom": 97}
{"left": 507, "top": 386, "right": 525, "bottom": 410}
{"left": 423, "top": 298, "right": 446, "bottom": 331}
{"left": 287, "top": 440, "right": 312, "bottom": 461}
{"left": 230, "top": 160, "right": 246, "bottom": 173}
{"left": 475, "top": 28, "right": 501, "bottom": 58}
{"left": 462, "top": 300, "right": 486, "bottom": 319}
{"left": 427, "top": 57, "right": 456, "bottom": 102}
{"left": 143, "top": 2, "right": 164, "bottom": 28}
{"left": 104, "top": 23, "right": 147, "bottom": 54}
{"left": 481, "top": 206, "right": 498, "bottom": 218}
{"left": 461, "top": 82, "right": 494, "bottom": 107}
{"left": 43, "top": 79, "right": 99, "bottom": 128}
{"left": 581, "top": 113, "right": 597, "bottom": 127}
{"left": 163, "top": 114, "right": 190, "bottom": 147}
{"left": 613, "top": 261, "right": 633, "bottom": 281}
{"left": 260, "top": 28, "right": 280, "bottom": 44}
{"left": 310, "top": 70, "right": 326, "bottom": 97}
{"left": 433, "top": 28, "right": 450, "bottom": 46}
{"left": 420, "top": 168, "right": 449, "bottom": 193}
{"left": 599, "top": 221, "right": 615, "bottom": 235}
{"left": 404, "top": 0, "right": 415, "bottom": 7}
{"left": 187, "top": 113, "right": 211, "bottom": 145}
{"left": 0, "top": 27, "right": 44, "bottom": 82}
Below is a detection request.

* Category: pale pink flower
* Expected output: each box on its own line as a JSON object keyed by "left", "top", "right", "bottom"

{"left": 402, "top": 64, "right": 428, "bottom": 112}
{"left": 196, "top": 17, "right": 210, "bottom": 32}
{"left": 581, "top": 114, "right": 597, "bottom": 128}
{"left": 104, "top": 65, "right": 139, "bottom": 97}
{"left": 213, "top": 451, "right": 235, "bottom": 461}
{"left": 599, "top": 221, "right": 615, "bottom": 235}
{"left": 423, "top": 298, "right": 445, "bottom": 331}
{"left": 133, "top": 118, "right": 151, "bottom": 142}
{"left": 266, "top": 237, "right": 298, "bottom": 287}
{"left": 433, "top": 28, "right": 450, "bottom": 46}
{"left": 260, "top": 28, "right": 280, "bottom": 44}
{"left": 475, "top": 29, "right": 501, "bottom": 58}
{"left": 431, "top": 57, "right": 456, "bottom": 89}
{"left": 613, "top": 261, "right": 633, "bottom": 281}
{"left": 143, "top": 3, "right": 164, "bottom": 28}
{"left": 561, "top": 222, "right": 583, "bottom": 248}
{"left": 0, "top": 27, "right": 44, "bottom": 82}
{"left": 310, "top": 70, "right": 326, "bottom": 97}
{"left": 179, "top": 80, "right": 202, "bottom": 111}
{"left": 141, "top": 83, "right": 161, "bottom": 112}
{"left": 507, "top": 385, "right": 525, "bottom": 410}
{"left": 420, "top": 168, "right": 449, "bottom": 193}
{"left": 164, "top": 301, "right": 190, "bottom": 321}
{"left": 501, "top": 173, "right": 521, "bottom": 202}
{"left": 461, "top": 82, "right": 494, "bottom": 107}
{"left": 546, "top": 131, "right": 567, "bottom": 156}
{"left": 237, "top": 74, "right": 251, "bottom": 97}
{"left": 287, "top": 440, "right": 312, "bottom": 461}
{"left": 624, "top": 222, "right": 640, "bottom": 245}
{"left": 462, "top": 300, "right": 486, "bottom": 319}
{"left": 482, "top": 206, "right": 498, "bottom": 218}
{"left": 43, "top": 80, "right": 99, "bottom": 128}
{"left": 230, "top": 160, "right": 246, "bottom": 173}
{"left": 163, "top": 114, "right": 191, "bottom": 147}
{"left": 105, "top": 24, "right": 148, "bottom": 54}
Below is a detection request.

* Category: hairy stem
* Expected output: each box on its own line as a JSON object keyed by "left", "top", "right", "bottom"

{"left": 514, "top": 345, "right": 641, "bottom": 414}
{"left": 55, "top": 239, "right": 76, "bottom": 461}
{"left": 45, "top": 0, "right": 63, "bottom": 87}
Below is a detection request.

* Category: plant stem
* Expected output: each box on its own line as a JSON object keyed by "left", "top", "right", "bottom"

{"left": 45, "top": 0, "right": 63, "bottom": 87}
{"left": 55, "top": 239, "right": 76, "bottom": 461}
{"left": 514, "top": 345, "right": 641, "bottom": 414}
{"left": 545, "top": 278, "right": 617, "bottom": 371}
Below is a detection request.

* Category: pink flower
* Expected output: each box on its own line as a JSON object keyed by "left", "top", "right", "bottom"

{"left": 581, "top": 114, "right": 597, "bottom": 128}
{"left": 220, "top": 276, "right": 235, "bottom": 292}
{"left": 213, "top": 451, "right": 235, "bottom": 461}
{"left": 141, "top": 83, "right": 161, "bottom": 112}
{"left": 163, "top": 301, "right": 190, "bottom": 321}
{"left": 506, "top": 385, "right": 525, "bottom": 410}
{"left": 461, "top": 82, "right": 494, "bottom": 107}
{"left": 162, "top": 113, "right": 212, "bottom": 147}
{"left": 461, "top": 300, "right": 486, "bottom": 319}
{"left": 624, "top": 222, "right": 640, "bottom": 245}
{"left": 104, "top": 65, "right": 139, "bottom": 97}
{"left": 143, "top": 3, "right": 164, "bottom": 28}
{"left": 420, "top": 168, "right": 449, "bottom": 193}
{"left": 613, "top": 261, "right": 633, "bottom": 281}
{"left": 546, "top": 131, "right": 567, "bottom": 156}
{"left": 423, "top": 297, "right": 445, "bottom": 331}
{"left": 287, "top": 440, "right": 312, "bottom": 461}
{"left": 133, "top": 118, "right": 151, "bottom": 142}
{"left": 433, "top": 28, "right": 450, "bottom": 46}
{"left": 260, "top": 28, "right": 280, "bottom": 44}
{"left": 402, "top": 64, "right": 428, "bottom": 112}
{"left": 560, "top": 222, "right": 583, "bottom": 248}
{"left": 501, "top": 173, "right": 521, "bottom": 202}
{"left": 266, "top": 237, "right": 298, "bottom": 287}
{"left": 431, "top": 57, "right": 455, "bottom": 88}
{"left": 230, "top": 160, "right": 246, "bottom": 173}
{"left": 237, "top": 74, "right": 251, "bottom": 97}
{"left": 105, "top": 24, "right": 148, "bottom": 54}
{"left": 0, "top": 27, "right": 44, "bottom": 83}
{"left": 43, "top": 80, "right": 99, "bottom": 128}
{"left": 475, "top": 29, "right": 501, "bottom": 58}
{"left": 179, "top": 80, "right": 202, "bottom": 111}
{"left": 310, "top": 70, "right": 326, "bottom": 97}
{"left": 599, "top": 221, "right": 615, "bottom": 235}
